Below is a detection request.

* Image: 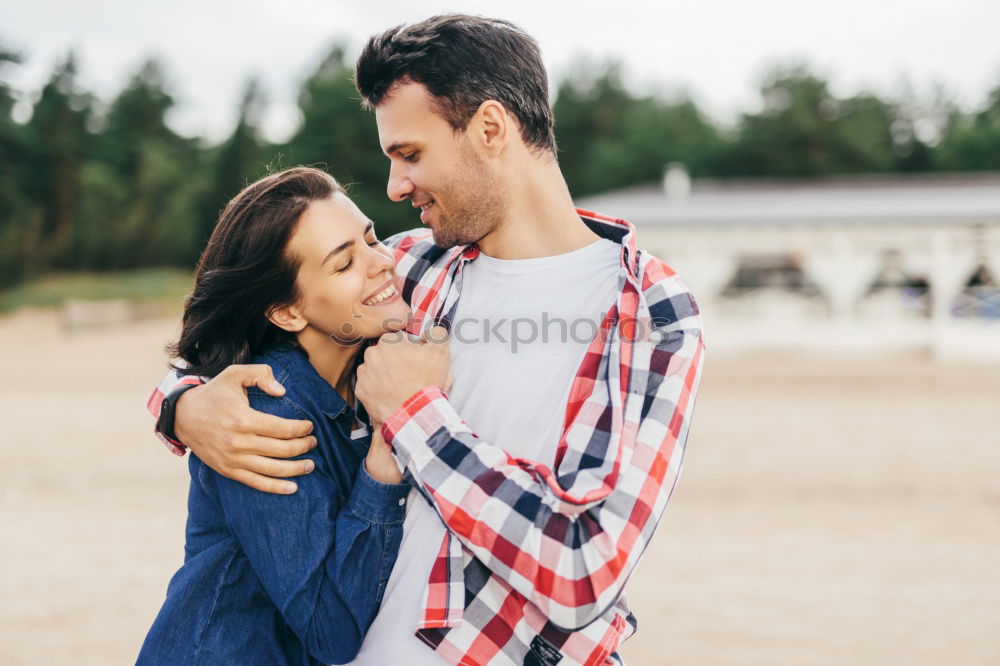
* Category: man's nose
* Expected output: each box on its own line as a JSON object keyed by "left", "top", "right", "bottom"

{"left": 386, "top": 163, "right": 413, "bottom": 203}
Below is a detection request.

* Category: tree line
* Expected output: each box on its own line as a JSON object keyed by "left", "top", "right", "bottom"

{"left": 1, "top": 43, "right": 998, "bottom": 287}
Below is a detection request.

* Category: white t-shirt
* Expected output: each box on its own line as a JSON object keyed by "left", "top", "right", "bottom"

{"left": 349, "top": 238, "right": 621, "bottom": 665}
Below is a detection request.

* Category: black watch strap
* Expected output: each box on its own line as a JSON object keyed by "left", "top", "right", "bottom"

{"left": 156, "top": 382, "right": 200, "bottom": 443}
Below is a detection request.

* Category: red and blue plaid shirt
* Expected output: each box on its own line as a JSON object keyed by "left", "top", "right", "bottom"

{"left": 148, "top": 209, "right": 705, "bottom": 666}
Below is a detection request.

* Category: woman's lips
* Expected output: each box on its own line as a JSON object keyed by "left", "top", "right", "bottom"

{"left": 368, "top": 289, "right": 401, "bottom": 307}
{"left": 362, "top": 280, "right": 398, "bottom": 306}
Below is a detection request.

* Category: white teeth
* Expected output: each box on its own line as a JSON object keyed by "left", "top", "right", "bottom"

{"left": 364, "top": 285, "right": 397, "bottom": 306}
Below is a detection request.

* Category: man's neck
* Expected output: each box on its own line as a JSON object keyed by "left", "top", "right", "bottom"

{"left": 475, "top": 158, "right": 599, "bottom": 260}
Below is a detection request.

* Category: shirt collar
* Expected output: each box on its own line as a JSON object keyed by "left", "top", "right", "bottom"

{"left": 255, "top": 342, "right": 351, "bottom": 422}
{"left": 451, "top": 208, "right": 639, "bottom": 279}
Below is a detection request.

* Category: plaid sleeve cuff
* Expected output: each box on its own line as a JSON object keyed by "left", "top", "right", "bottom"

{"left": 154, "top": 430, "right": 187, "bottom": 456}
{"left": 381, "top": 386, "right": 450, "bottom": 447}
{"left": 381, "top": 386, "right": 475, "bottom": 473}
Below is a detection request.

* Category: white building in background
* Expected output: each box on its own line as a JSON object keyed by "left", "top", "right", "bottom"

{"left": 576, "top": 170, "right": 1000, "bottom": 359}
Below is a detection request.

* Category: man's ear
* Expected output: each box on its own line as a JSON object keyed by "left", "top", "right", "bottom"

{"left": 267, "top": 302, "right": 307, "bottom": 333}
{"left": 474, "top": 100, "right": 509, "bottom": 156}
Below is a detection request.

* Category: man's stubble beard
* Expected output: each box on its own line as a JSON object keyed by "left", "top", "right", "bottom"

{"left": 431, "top": 142, "right": 508, "bottom": 250}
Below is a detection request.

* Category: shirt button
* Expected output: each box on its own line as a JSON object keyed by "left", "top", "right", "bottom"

{"left": 398, "top": 498, "right": 406, "bottom": 506}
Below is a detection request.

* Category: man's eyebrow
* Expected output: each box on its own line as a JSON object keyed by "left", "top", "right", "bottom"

{"left": 384, "top": 141, "right": 413, "bottom": 156}
{"left": 321, "top": 222, "right": 375, "bottom": 265}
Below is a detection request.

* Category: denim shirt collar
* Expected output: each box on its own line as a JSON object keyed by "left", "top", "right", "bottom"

{"left": 252, "top": 342, "right": 355, "bottom": 423}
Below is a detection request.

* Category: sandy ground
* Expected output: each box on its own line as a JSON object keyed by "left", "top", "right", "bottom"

{"left": 0, "top": 309, "right": 997, "bottom": 665}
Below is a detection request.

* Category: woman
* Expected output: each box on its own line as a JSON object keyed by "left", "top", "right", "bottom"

{"left": 138, "top": 167, "right": 412, "bottom": 665}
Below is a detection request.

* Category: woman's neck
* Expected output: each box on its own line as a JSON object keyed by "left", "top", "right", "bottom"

{"left": 295, "top": 327, "right": 364, "bottom": 404}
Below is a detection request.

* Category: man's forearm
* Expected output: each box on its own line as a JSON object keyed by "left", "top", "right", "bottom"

{"left": 383, "top": 327, "right": 704, "bottom": 630}
{"left": 144, "top": 364, "right": 317, "bottom": 493}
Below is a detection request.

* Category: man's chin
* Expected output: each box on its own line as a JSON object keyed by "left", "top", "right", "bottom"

{"left": 429, "top": 221, "right": 478, "bottom": 250}
{"left": 430, "top": 229, "right": 462, "bottom": 249}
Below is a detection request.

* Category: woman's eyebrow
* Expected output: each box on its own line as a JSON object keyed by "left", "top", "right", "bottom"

{"left": 321, "top": 240, "right": 354, "bottom": 265}
{"left": 321, "top": 222, "right": 374, "bottom": 265}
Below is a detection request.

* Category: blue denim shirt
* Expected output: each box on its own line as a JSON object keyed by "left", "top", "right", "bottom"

{"left": 138, "top": 343, "right": 409, "bottom": 665}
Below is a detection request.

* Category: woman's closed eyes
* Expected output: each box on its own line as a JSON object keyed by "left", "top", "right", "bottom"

{"left": 334, "top": 236, "right": 383, "bottom": 274}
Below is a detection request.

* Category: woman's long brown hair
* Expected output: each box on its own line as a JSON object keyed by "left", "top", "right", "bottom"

{"left": 168, "top": 167, "right": 342, "bottom": 378}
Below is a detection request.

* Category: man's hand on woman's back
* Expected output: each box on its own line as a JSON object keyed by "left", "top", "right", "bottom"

{"left": 175, "top": 364, "right": 317, "bottom": 494}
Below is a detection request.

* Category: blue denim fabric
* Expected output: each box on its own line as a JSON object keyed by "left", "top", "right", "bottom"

{"left": 137, "top": 343, "right": 409, "bottom": 665}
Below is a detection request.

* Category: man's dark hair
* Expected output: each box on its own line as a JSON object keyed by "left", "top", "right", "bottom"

{"left": 355, "top": 14, "right": 556, "bottom": 155}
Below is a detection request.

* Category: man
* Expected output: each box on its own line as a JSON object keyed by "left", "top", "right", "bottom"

{"left": 148, "top": 15, "right": 704, "bottom": 666}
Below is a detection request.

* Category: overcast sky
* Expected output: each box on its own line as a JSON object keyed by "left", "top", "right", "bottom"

{"left": 6, "top": 0, "right": 1000, "bottom": 143}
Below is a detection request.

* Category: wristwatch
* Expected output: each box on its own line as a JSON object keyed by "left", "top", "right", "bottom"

{"left": 156, "top": 383, "right": 201, "bottom": 443}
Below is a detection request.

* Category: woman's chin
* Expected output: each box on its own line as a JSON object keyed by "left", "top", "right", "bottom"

{"left": 356, "top": 305, "right": 411, "bottom": 337}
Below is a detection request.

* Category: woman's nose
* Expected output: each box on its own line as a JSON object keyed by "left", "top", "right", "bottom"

{"left": 367, "top": 243, "right": 394, "bottom": 277}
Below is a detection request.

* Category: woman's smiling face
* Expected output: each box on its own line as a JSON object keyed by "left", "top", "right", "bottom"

{"left": 277, "top": 191, "right": 411, "bottom": 342}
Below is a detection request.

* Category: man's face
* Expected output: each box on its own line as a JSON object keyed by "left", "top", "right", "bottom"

{"left": 375, "top": 82, "right": 507, "bottom": 249}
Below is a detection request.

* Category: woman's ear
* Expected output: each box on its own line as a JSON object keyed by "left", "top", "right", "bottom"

{"left": 267, "top": 303, "right": 307, "bottom": 333}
